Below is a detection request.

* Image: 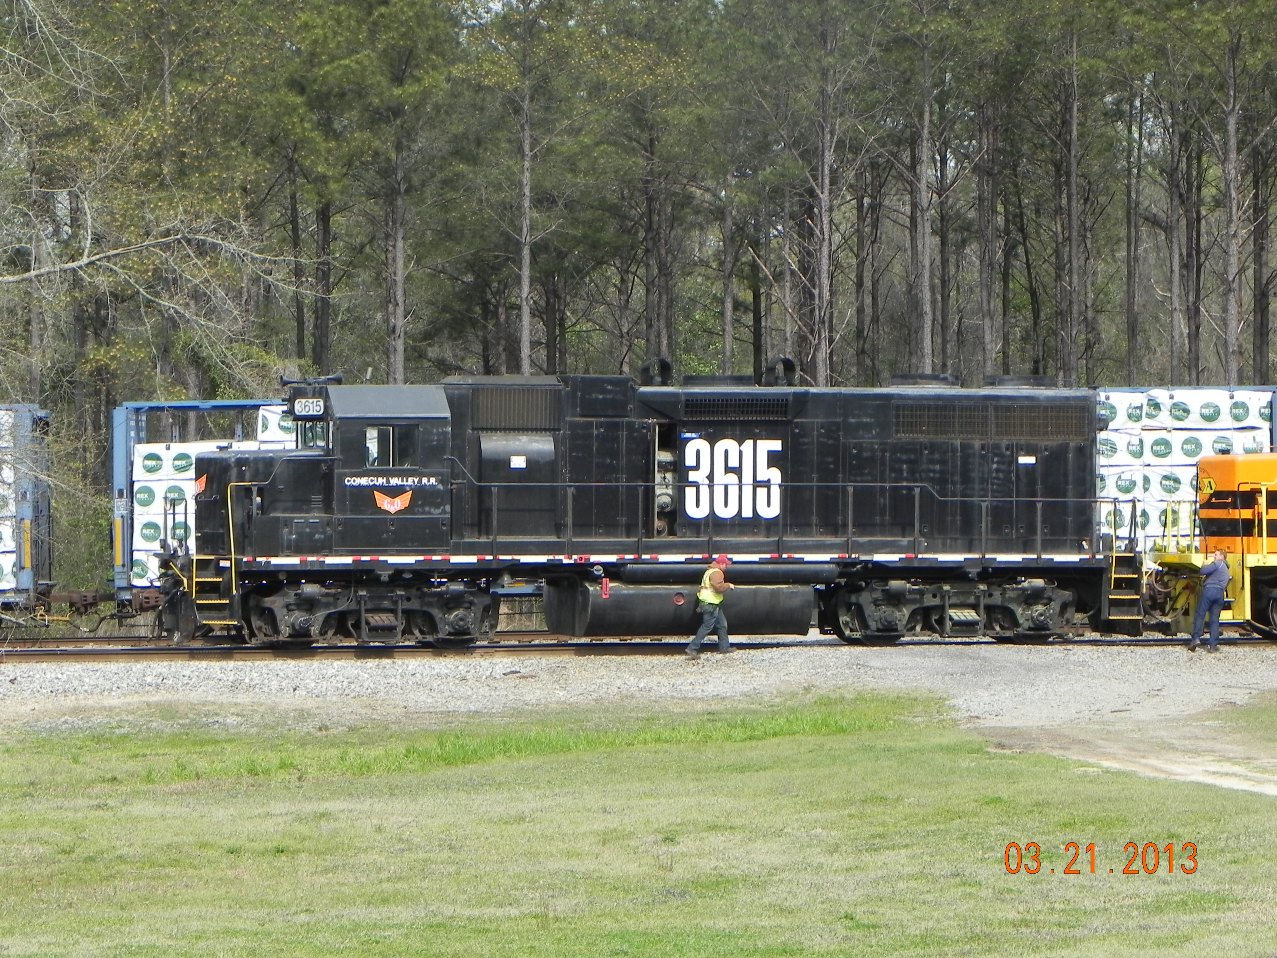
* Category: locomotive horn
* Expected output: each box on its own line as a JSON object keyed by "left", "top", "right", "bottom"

{"left": 280, "top": 373, "right": 343, "bottom": 387}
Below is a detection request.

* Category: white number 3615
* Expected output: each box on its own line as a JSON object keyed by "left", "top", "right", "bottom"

{"left": 683, "top": 438, "right": 782, "bottom": 520}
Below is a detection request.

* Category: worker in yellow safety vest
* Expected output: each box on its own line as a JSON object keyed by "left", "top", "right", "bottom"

{"left": 685, "top": 554, "right": 735, "bottom": 659}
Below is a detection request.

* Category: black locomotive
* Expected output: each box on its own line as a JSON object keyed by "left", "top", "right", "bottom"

{"left": 159, "top": 370, "right": 1128, "bottom": 645}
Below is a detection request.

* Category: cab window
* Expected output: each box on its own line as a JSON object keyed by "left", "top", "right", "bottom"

{"left": 365, "top": 426, "right": 393, "bottom": 467}
{"left": 298, "top": 421, "right": 328, "bottom": 450}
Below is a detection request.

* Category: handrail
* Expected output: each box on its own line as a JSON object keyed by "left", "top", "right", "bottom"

{"left": 224, "top": 481, "right": 258, "bottom": 601}
{"left": 1144, "top": 497, "right": 1200, "bottom": 553}
{"left": 438, "top": 476, "right": 1100, "bottom": 505}
{"left": 444, "top": 455, "right": 479, "bottom": 485}
{"left": 441, "top": 477, "right": 1097, "bottom": 560}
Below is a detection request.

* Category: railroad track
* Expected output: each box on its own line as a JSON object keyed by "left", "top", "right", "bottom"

{"left": 0, "top": 630, "right": 1267, "bottom": 664}
{"left": 0, "top": 635, "right": 819, "bottom": 664}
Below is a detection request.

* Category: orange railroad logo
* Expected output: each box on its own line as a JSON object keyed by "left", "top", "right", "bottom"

{"left": 374, "top": 490, "right": 412, "bottom": 514}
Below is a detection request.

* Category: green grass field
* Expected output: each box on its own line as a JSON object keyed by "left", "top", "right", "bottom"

{"left": 2, "top": 693, "right": 1274, "bottom": 957}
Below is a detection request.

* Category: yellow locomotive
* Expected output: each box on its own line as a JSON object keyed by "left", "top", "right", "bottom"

{"left": 1148, "top": 453, "right": 1277, "bottom": 637}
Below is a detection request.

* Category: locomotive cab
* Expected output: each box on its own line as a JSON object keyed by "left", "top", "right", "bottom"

{"left": 199, "top": 383, "right": 453, "bottom": 559}
{"left": 172, "top": 383, "right": 471, "bottom": 646}
{"left": 320, "top": 386, "right": 452, "bottom": 552}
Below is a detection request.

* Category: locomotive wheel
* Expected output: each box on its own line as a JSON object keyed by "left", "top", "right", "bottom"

{"left": 829, "top": 591, "right": 862, "bottom": 644}
{"left": 405, "top": 611, "right": 441, "bottom": 646}
{"left": 423, "top": 605, "right": 489, "bottom": 648}
{"left": 1268, "top": 596, "right": 1277, "bottom": 629}
{"left": 245, "top": 596, "right": 280, "bottom": 643}
{"left": 830, "top": 591, "right": 899, "bottom": 645}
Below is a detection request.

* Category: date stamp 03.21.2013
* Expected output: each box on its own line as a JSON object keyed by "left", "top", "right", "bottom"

{"left": 1004, "top": 841, "right": 1198, "bottom": 875}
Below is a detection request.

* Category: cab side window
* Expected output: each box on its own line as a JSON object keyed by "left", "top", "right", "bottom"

{"left": 365, "top": 426, "right": 392, "bottom": 467}
{"left": 299, "top": 421, "right": 328, "bottom": 450}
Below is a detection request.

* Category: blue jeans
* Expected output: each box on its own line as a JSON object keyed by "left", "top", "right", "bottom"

{"left": 688, "top": 602, "right": 730, "bottom": 653}
{"left": 1192, "top": 587, "right": 1227, "bottom": 650}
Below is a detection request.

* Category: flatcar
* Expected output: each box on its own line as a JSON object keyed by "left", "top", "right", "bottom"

{"left": 153, "top": 369, "right": 1136, "bottom": 646}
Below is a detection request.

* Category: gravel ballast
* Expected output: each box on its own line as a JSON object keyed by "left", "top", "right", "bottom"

{"left": 8, "top": 637, "right": 1277, "bottom": 794}
{"left": 3, "top": 638, "right": 1276, "bottom": 730}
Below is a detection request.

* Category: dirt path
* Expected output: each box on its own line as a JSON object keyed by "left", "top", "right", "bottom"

{"left": 988, "top": 721, "right": 1277, "bottom": 796}
{"left": 857, "top": 640, "right": 1277, "bottom": 796}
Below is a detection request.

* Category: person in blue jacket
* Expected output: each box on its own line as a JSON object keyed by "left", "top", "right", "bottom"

{"left": 1188, "top": 549, "right": 1231, "bottom": 653}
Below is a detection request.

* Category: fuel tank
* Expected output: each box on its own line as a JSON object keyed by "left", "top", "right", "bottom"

{"left": 543, "top": 580, "right": 814, "bottom": 637}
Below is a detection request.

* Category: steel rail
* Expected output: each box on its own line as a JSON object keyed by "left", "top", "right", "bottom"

{"left": 0, "top": 631, "right": 1269, "bottom": 664}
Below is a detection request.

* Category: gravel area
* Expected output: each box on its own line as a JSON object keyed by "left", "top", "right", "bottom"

{"left": 6, "top": 636, "right": 1277, "bottom": 793}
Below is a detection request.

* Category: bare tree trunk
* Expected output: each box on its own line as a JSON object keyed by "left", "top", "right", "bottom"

{"left": 937, "top": 139, "right": 953, "bottom": 374}
{"left": 1013, "top": 179, "right": 1045, "bottom": 376}
{"left": 870, "top": 218, "right": 883, "bottom": 384}
{"left": 68, "top": 190, "right": 88, "bottom": 421}
{"left": 1254, "top": 144, "right": 1272, "bottom": 384}
{"left": 642, "top": 129, "right": 674, "bottom": 362}
{"left": 287, "top": 154, "right": 306, "bottom": 363}
{"left": 720, "top": 190, "right": 736, "bottom": 374}
{"left": 808, "top": 2, "right": 842, "bottom": 386}
{"left": 814, "top": 103, "right": 834, "bottom": 386}
{"left": 1125, "top": 92, "right": 1144, "bottom": 386}
{"left": 978, "top": 105, "right": 998, "bottom": 382}
{"left": 479, "top": 284, "right": 495, "bottom": 374}
{"left": 1000, "top": 202, "right": 1013, "bottom": 376}
{"left": 1053, "top": 171, "right": 1069, "bottom": 382}
{"left": 911, "top": 94, "right": 935, "bottom": 373}
{"left": 542, "top": 272, "right": 566, "bottom": 374}
{"left": 781, "top": 189, "right": 795, "bottom": 360}
{"left": 1221, "top": 28, "right": 1243, "bottom": 384}
{"left": 518, "top": 61, "right": 534, "bottom": 375}
{"left": 313, "top": 202, "right": 333, "bottom": 375}
{"left": 643, "top": 131, "right": 660, "bottom": 362}
{"left": 656, "top": 191, "right": 674, "bottom": 361}
{"left": 854, "top": 175, "right": 869, "bottom": 384}
{"left": 495, "top": 293, "right": 511, "bottom": 374}
{"left": 1187, "top": 142, "right": 1204, "bottom": 385}
{"left": 1063, "top": 30, "right": 1081, "bottom": 386}
{"left": 385, "top": 143, "right": 407, "bottom": 384}
{"left": 750, "top": 249, "right": 763, "bottom": 382}
{"left": 27, "top": 163, "right": 45, "bottom": 400}
{"left": 611, "top": 253, "right": 639, "bottom": 376}
{"left": 1167, "top": 116, "right": 1186, "bottom": 382}
{"left": 867, "top": 163, "right": 887, "bottom": 384}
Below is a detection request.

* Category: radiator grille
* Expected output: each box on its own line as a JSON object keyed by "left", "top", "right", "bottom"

{"left": 992, "top": 404, "right": 1092, "bottom": 441}
{"left": 894, "top": 403, "right": 988, "bottom": 439}
{"left": 472, "top": 387, "right": 560, "bottom": 430}
{"left": 894, "top": 402, "right": 1091, "bottom": 441}
{"left": 683, "top": 395, "right": 791, "bottom": 421}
